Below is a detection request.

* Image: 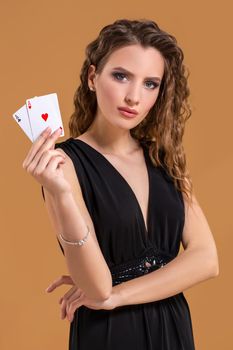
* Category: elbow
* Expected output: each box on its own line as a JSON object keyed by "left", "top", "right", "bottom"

{"left": 209, "top": 251, "right": 220, "bottom": 278}
{"left": 87, "top": 286, "right": 112, "bottom": 301}
{"left": 100, "top": 268, "right": 113, "bottom": 300}
{"left": 85, "top": 276, "right": 113, "bottom": 301}
{"left": 99, "top": 280, "right": 113, "bottom": 300}
{"left": 96, "top": 271, "right": 113, "bottom": 301}
{"left": 191, "top": 246, "right": 220, "bottom": 279}
{"left": 210, "top": 259, "right": 220, "bottom": 277}
{"left": 196, "top": 244, "right": 220, "bottom": 278}
{"left": 95, "top": 282, "right": 112, "bottom": 301}
{"left": 100, "top": 289, "right": 112, "bottom": 301}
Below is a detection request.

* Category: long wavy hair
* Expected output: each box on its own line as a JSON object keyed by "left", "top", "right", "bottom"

{"left": 69, "top": 18, "right": 194, "bottom": 206}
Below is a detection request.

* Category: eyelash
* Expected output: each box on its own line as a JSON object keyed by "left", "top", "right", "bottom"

{"left": 112, "top": 72, "right": 160, "bottom": 90}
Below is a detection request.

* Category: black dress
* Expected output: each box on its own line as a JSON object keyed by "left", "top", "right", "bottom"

{"left": 42, "top": 137, "right": 196, "bottom": 350}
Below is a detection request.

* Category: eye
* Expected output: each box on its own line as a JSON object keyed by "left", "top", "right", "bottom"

{"left": 112, "top": 72, "right": 127, "bottom": 81}
{"left": 145, "top": 81, "right": 160, "bottom": 90}
{"left": 112, "top": 72, "right": 160, "bottom": 90}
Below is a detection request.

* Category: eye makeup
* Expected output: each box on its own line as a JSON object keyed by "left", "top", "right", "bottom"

{"left": 111, "top": 72, "right": 160, "bottom": 90}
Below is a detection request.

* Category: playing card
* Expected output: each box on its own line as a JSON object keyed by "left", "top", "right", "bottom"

{"left": 12, "top": 104, "right": 34, "bottom": 142}
{"left": 50, "top": 93, "right": 64, "bottom": 130}
{"left": 26, "top": 93, "right": 64, "bottom": 142}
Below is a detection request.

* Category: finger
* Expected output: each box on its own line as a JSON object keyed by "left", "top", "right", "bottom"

{"left": 46, "top": 275, "right": 75, "bottom": 293}
{"left": 60, "top": 289, "right": 82, "bottom": 320}
{"left": 59, "top": 285, "right": 78, "bottom": 308}
{"left": 23, "top": 127, "right": 62, "bottom": 170}
{"left": 45, "top": 155, "right": 66, "bottom": 173}
{"left": 67, "top": 301, "right": 80, "bottom": 322}
{"left": 26, "top": 150, "right": 65, "bottom": 175}
{"left": 58, "top": 286, "right": 83, "bottom": 304}
{"left": 22, "top": 127, "right": 52, "bottom": 169}
{"left": 63, "top": 290, "right": 84, "bottom": 320}
{"left": 60, "top": 299, "right": 68, "bottom": 319}
{"left": 59, "top": 285, "right": 80, "bottom": 305}
{"left": 41, "top": 126, "right": 63, "bottom": 152}
{"left": 25, "top": 132, "right": 63, "bottom": 173}
{"left": 46, "top": 277, "right": 72, "bottom": 293}
{"left": 66, "top": 293, "right": 85, "bottom": 322}
{"left": 34, "top": 152, "right": 65, "bottom": 175}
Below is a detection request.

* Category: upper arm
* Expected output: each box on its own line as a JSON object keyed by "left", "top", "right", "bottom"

{"left": 42, "top": 148, "right": 100, "bottom": 248}
{"left": 181, "top": 191, "right": 218, "bottom": 263}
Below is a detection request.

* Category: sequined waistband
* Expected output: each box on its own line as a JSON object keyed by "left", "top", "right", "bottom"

{"left": 109, "top": 247, "right": 175, "bottom": 286}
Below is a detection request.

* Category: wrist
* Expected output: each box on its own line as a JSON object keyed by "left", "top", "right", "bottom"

{"left": 51, "top": 190, "right": 73, "bottom": 202}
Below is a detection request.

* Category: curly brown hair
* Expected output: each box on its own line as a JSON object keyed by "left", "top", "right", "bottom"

{"left": 69, "top": 18, "right": 194, "bottom": 206}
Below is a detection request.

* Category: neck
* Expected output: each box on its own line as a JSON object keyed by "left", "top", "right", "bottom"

{"left": 86, "top": 114, "right": 141, "bottom": 155}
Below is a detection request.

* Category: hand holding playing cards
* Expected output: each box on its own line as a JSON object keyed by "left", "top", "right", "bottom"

{"left": 22, "top": 126, "right": 72, "bottom": 196}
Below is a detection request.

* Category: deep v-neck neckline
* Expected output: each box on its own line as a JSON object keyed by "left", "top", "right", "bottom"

{"left": 71, "top": 137, "right": 151, "bottom": 240}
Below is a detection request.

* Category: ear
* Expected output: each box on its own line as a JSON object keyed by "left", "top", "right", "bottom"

{"left": 87, "top": 64, "right": 97, "bottom": 88}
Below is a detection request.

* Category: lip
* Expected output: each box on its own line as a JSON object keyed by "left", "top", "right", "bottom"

{"left": 118, "top": 109, "right": 137, "bottom": 119}
{"left": 118, "top": 107, "right": 138, "bottom": 115}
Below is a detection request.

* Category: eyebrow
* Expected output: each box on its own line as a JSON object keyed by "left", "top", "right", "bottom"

{"left": 112, "top": 66, "right": 161, "bottom": 82}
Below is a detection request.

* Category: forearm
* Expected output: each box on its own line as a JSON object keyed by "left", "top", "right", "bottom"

{"left": 51, "top": 191, "right": 112, "bottom": 300}
{"left": 113, "top": 247, "right": 219, "bottom": 307}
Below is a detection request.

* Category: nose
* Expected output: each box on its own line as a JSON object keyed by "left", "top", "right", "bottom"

{"left": 125, "top": 85, "right": 140, "bottom": 106}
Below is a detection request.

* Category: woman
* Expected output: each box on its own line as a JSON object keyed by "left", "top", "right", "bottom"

{"left": 22, "top": 19, "right": 219, "bottom": 349}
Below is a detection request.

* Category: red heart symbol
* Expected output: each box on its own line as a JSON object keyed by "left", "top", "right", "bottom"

{"left": 41, "top": 113, "right": 48, "bottom": 121}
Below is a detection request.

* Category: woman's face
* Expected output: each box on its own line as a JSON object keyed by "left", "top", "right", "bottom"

{"left": 88, "top": 44, "right": 165, "bottom": 130}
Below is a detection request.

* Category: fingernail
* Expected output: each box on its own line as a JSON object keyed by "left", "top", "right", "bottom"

{"left": 43, "top": 127, "right": 51, "bottom": 135}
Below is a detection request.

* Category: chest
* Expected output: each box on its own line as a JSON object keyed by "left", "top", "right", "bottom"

{"left": 101, "top": 151, "right": 149, "bottom": 229}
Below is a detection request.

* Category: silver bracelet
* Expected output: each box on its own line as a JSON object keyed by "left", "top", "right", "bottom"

{"left": 59, "top": 225, "right": 90, "bottom": 246}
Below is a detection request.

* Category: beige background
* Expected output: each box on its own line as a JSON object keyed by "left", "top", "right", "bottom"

{"left": 1, "top": 0, "right": 232, "bottom": 349}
